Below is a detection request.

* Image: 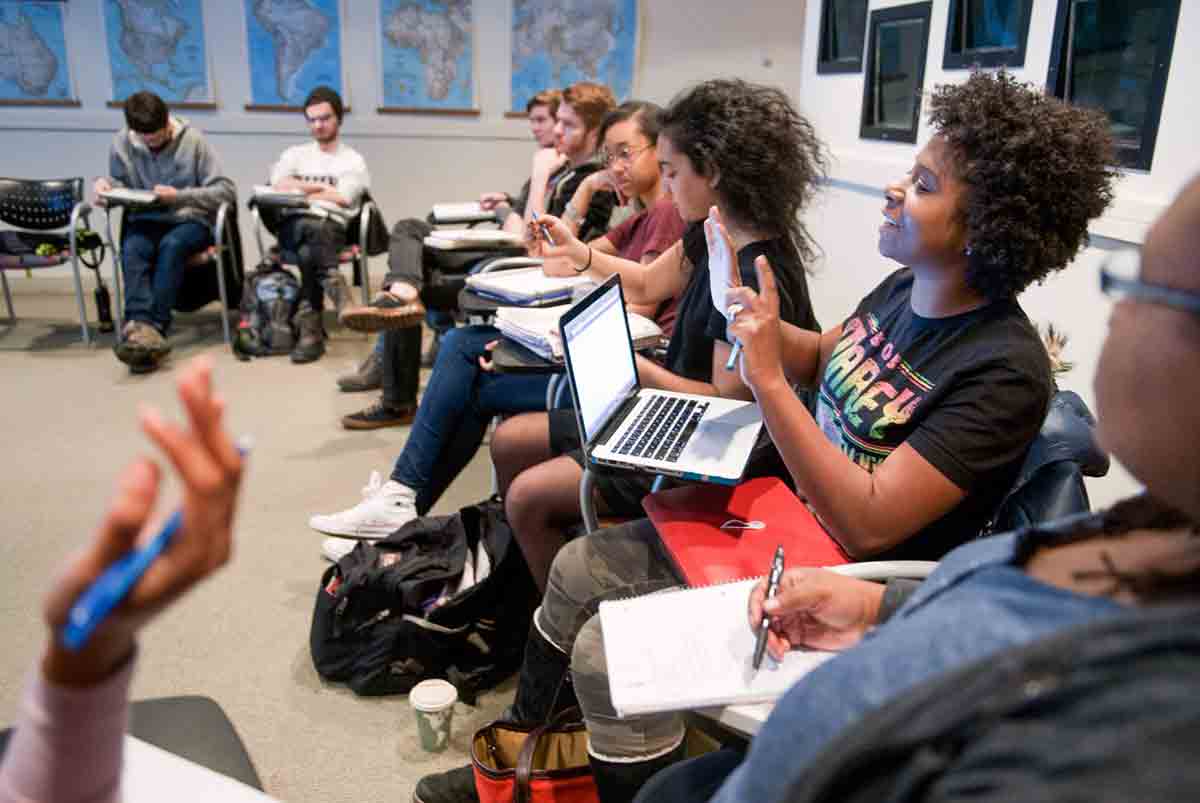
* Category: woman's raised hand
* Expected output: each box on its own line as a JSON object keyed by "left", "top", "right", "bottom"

{"left": 727, "top": 256, "right": 788, "bottom": 393}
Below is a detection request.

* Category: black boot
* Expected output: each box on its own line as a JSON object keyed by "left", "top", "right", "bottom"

{"left": 291, "top": 301, "right": 325, "bottom": 363}
{"left": 589, "top": 740, "right": 687, "bottom": 803}
{"left": 505, "top": 620, "right": 578, "bottom": 723}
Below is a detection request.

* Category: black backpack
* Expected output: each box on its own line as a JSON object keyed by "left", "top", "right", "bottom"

{"left": 309, "top": 500, "right": 538, "bottom": 703}
{"left": 232, "top": 263, "right": 301, "bottom": 358}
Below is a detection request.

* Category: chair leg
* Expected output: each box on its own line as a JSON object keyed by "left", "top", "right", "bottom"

{"left": 0, "top": 269, "right": 14, "bottom": 324}
{"left": 106, "top": 211, "right": 125, "bottom": 337}
{"left": 213, "top": 251, "right": 231, "bottom": 345}
{"left": 68, "top": 254, "right": 91, "bottom": 346}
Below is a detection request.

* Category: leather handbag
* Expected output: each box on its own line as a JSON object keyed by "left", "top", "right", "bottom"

{"left": 471, "top": 707, "right": 599, "bottom": 803}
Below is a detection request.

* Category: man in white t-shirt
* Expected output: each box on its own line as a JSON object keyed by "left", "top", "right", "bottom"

{"left": 267, "top": 86, "right": 370, "bottom": 363}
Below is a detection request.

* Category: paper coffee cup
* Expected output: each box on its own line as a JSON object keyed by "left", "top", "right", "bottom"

{"left": 410, "top": 679, "right": 458, "bottom": 752}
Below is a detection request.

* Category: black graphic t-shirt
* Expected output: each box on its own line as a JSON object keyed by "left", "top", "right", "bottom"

{"left": 815, "top": 268, "right": 1051, "bottom": 559}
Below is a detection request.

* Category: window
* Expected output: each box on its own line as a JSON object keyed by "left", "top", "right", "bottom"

{"left": 943, "top": 0, "right": 1033, "bottom": 68}
{"left": 817, "top": 0, "right": 869, "bottom": 74}
{"left": 1046, "top": 0, "right": 1180, "bottom": 171}
{"left": 860, "top": 2, "right": 932, "bottom": 144}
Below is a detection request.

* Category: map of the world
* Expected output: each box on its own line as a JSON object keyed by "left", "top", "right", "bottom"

{"left": 102, "top": 0, "right": 210, "bottom": 103}
{"left": 379, "top": 0, "right": 473, "bottom": 110}
{"left": 0, "top": 2, "right": 73, "bottom": 104}
{"left": 245, "top": 0, "right": 342, "bottom": 107}
{"left": 511, "top": 0, "right": 637, "bottom": 112}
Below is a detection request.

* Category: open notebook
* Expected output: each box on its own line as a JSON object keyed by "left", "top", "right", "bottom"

{"left": 599, "top": 578, "right": 835, "bottom": 717}
{"left": 424, "top": 228, "right": 524, "bottom": 250}
{"left": 466, "top": 267, "right": 591, "bottom": 305}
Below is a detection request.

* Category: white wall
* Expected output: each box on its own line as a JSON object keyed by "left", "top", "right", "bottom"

{"left": 0, "top": 0, "right": 806, "bottom": 243}
{"left": 795, "top": 0, "right": 1200, "bottom": 508}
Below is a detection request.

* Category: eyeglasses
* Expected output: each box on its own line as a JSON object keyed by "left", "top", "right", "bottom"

{"left": 600, "top": 144, "right": 652, "bottom": 168}
{"left": 1100, "top": 249, "right": 1200, "bottom": 316}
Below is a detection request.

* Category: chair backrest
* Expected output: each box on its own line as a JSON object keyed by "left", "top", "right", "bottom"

{"left": 0, "top": 177, "right": 83, "bottom": 231}
{"left": 987, "top": 389, "right": 1109, "bottom": 535}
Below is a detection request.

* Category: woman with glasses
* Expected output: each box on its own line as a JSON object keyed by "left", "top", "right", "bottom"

{"left": 414, "top": 72, "right": 1119, "bottom": 803}
{"left": 486, "top": 79, "right": 825, "bottom": 595}
{"left": 307, "top": 100, "right": 684, "bottom": 563}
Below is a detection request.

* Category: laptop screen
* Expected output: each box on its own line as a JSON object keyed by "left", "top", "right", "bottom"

{"left": 561, "top": 280, "right": 638, "bottom": 442}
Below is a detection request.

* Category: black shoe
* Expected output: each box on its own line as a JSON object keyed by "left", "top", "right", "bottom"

{"left": 291, "top": 301, "right": 325, "bottom": 363}
{"left": 339, "top": 291, "right": 425, "bottom": 332}
{"left": 412, "top": 764, "right": 478, "bottom": 803}
{"left": 337, "top": 350, "right": 383, "bottom": 392}
{"left": 341, "top": 400, "right": 416, "bottom": 430}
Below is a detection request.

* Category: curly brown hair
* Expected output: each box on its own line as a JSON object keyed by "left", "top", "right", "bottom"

{"left": 660, "top": 79, "right": 829, "bottom": 269}
{"left": 929, "top": 71, "right": 1119, "bottom": 300}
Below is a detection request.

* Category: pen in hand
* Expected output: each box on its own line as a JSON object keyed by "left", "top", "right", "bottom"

{"left": 752, "top": 545, "right": 786, "bottom": 671}
{"left": 531, "top": 210, "right": 557, "bottom": 247}
{"left": 725, "top": 303, "right": 743, "bottom": 371}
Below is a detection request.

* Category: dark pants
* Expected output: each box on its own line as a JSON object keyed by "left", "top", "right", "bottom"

{"left": 276, "top": 215, "right": 345, "bottom": 310}
{"left": 381, "top": 326, "right": 422, "bottom": 409}
{"left": 388, "top": 325, "right": 550, "bottom": 514}
{"left": 632, "top": 748, "right": 745, "bottom": 803}
{"left": 121, "top": 217, "right": 213, "bottom": 334}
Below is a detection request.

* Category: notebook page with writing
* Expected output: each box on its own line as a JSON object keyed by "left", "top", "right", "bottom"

{"left": 600, "top": 579, "right": 835, "bottom": 717}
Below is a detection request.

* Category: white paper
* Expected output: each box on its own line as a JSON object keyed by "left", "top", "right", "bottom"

{"left": 705, "top": 212, "right": 737, "bottom": 321}
{"left": 122, "top": 736, "right": 279, "bottom": 802}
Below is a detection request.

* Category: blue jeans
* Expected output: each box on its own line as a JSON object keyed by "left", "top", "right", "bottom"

{"left": 391, "top": 325, "right": 551, "bottom": 513}
{"left": 121, "top": 217, "right": 213, "bottom": 333}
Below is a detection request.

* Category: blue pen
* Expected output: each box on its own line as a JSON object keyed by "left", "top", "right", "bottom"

{"left": 531, "top": 210, "right": 557, "bottom": 247}
{"left": 61, "top": 440, "right": 250, "bottom": 651}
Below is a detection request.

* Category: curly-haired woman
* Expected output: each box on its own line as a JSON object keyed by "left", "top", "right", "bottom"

{"left": 487, "top": 79, "right": 825, "bottom": 594}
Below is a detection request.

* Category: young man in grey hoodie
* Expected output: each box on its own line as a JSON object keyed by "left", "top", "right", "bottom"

{"left": 95, "top": 91, "right": 235, "bottom": 372}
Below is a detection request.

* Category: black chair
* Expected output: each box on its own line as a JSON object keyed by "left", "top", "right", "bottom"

{"left": 0, "top": 695, "right": 263, "bottom": 790}
{"left": 249, "top": 192, "right": 388, "bottom": 306}
{"left": 106, "top": 201, "right": 245, "bottom": 344}
{"left": 0, "top": 177, "right": 97, "bottom": 344}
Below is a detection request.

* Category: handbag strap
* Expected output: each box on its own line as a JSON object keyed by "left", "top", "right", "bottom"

{"left": 513, "top": 706, "right": 583, "bottom": 803}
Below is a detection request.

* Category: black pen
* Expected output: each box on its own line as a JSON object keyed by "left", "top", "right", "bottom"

{"left": 752, "top": 545, "right": 785, "bottom": 671}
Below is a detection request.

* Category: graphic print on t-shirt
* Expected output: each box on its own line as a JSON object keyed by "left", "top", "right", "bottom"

{"left": 815, "top": 313, "right": 931, "bottom": 471}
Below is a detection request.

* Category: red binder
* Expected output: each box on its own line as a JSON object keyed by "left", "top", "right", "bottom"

{"left": 642, "top": 477, "right": 851, "bottom": 587}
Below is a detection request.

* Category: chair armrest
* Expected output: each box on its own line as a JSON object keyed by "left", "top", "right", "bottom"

{"left": 358, "top": 200, "right": 375, "bottom": 248}
{"left": 826, "top": 561, "right": 937, "bottom": 581}
{"left": 214, "top": 202, "right": 230, "bottom": 247}
{"left": 477, "top": 256, "right": 543, "bottom": 274}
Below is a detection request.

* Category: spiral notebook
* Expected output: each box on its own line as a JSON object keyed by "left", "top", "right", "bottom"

{"left": 599, "top": 578, "right": 836, "bottom": 716}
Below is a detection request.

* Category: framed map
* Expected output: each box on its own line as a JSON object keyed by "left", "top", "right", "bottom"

{"left": 102, "top": 0, "right": 213, "bottom": 108}
{"left": 244, "top": 0, "right": 343, "bottom": 110}
{"left": 0, "top": 1, "right": 78, "bottom": 107}
{"left": 377, "top": 0, "right": 476, "bottom": 115}
{"left": 511, "top": 0, "right": 638, "bottom": 113}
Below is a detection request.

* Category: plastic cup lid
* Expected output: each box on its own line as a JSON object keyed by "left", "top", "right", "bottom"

{"left": 410, "top": 679, "right": 458, "bottom": 711}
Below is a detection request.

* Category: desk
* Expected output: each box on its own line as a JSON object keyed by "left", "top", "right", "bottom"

{"left": 458, "top": 286, "right": 569, "bottom": 324}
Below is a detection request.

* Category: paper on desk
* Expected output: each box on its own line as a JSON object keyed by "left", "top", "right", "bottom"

{"left": 123, "top": 736, "right": 279, "bottom": 802}
{"left": 495, "top": 305, "right": 661, "bottom": 360}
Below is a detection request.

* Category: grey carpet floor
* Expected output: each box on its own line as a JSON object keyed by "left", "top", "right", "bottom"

{"left": 0, "top": 284, "right": 513, "bottom": 801}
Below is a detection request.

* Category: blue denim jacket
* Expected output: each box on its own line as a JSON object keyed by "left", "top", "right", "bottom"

{"left": 710, "top": 524, "right": 1123, "bottom": 803}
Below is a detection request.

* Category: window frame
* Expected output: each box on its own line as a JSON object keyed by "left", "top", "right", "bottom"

{"left": 859, "top": 2, "right": 933, "bottom": 144}
{"left": 1045, "top": 0, "right": 1181, "bottom": 171}
{"left": 817, "top": 0, "right": 870, "bottom": 74}
{"left": 942, "top": 0, "right": 1033, "bottom": 69}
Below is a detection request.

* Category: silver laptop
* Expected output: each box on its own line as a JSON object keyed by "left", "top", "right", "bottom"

{"left": 559, "top": 275, "right": 763, "bottom": 485}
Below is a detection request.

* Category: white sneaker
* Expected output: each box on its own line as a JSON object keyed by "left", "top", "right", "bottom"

{"left": 321, "top": 536, "right": 373, "bottom": 563}
{"left": 308, "top": 471, "right": 417, "bottom": 539}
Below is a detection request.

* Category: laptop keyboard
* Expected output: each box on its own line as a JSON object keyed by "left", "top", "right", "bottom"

{"left": 613, "top": 395, "right": 709, "bottom": 463}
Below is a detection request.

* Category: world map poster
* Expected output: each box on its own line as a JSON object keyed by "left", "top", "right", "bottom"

{"left": 378, "top": 0, "right": 474, "bottom": 111}
{"left": 102, "top": 0, "right": 212, "bottom": 105}
{"left": 511, "top": 0, "right": 638, "bottom": 113}
{"left": 245, "top": 0, "right": 342, "bottom": 108}
{"left": 0, "top": 2, "right": 76, "bottom": 105}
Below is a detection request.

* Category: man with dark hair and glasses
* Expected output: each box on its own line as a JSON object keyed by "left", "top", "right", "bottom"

{"left": 95, "top": 91, "right": 235, "bottom": 373}
{"left": 265, "top": 85, "right": 370, "bottom": 364}
{"left": 634, "top": 173, "right": 1200, "bottom": 803}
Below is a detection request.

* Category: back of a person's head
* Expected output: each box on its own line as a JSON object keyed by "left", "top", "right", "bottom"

{"left": 124, "top": 91, "right": 168, "bottom": 134}
{"left": 929, "top": 70, "right": 1118, "bottom": 301}
{"left": 527, "top": 88, "right": 562, "bottom": 117}
{"left": 661, "top": 78, "right": 828, "bottom": 266}
{"left": 304, "top": 85, "right": 344, "bottom": 122}
{"left": 597, "top": 100, "right": 665, "bottom": 147}
{"left": 562, "top": 82, "right": 617, "bottom": 132}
